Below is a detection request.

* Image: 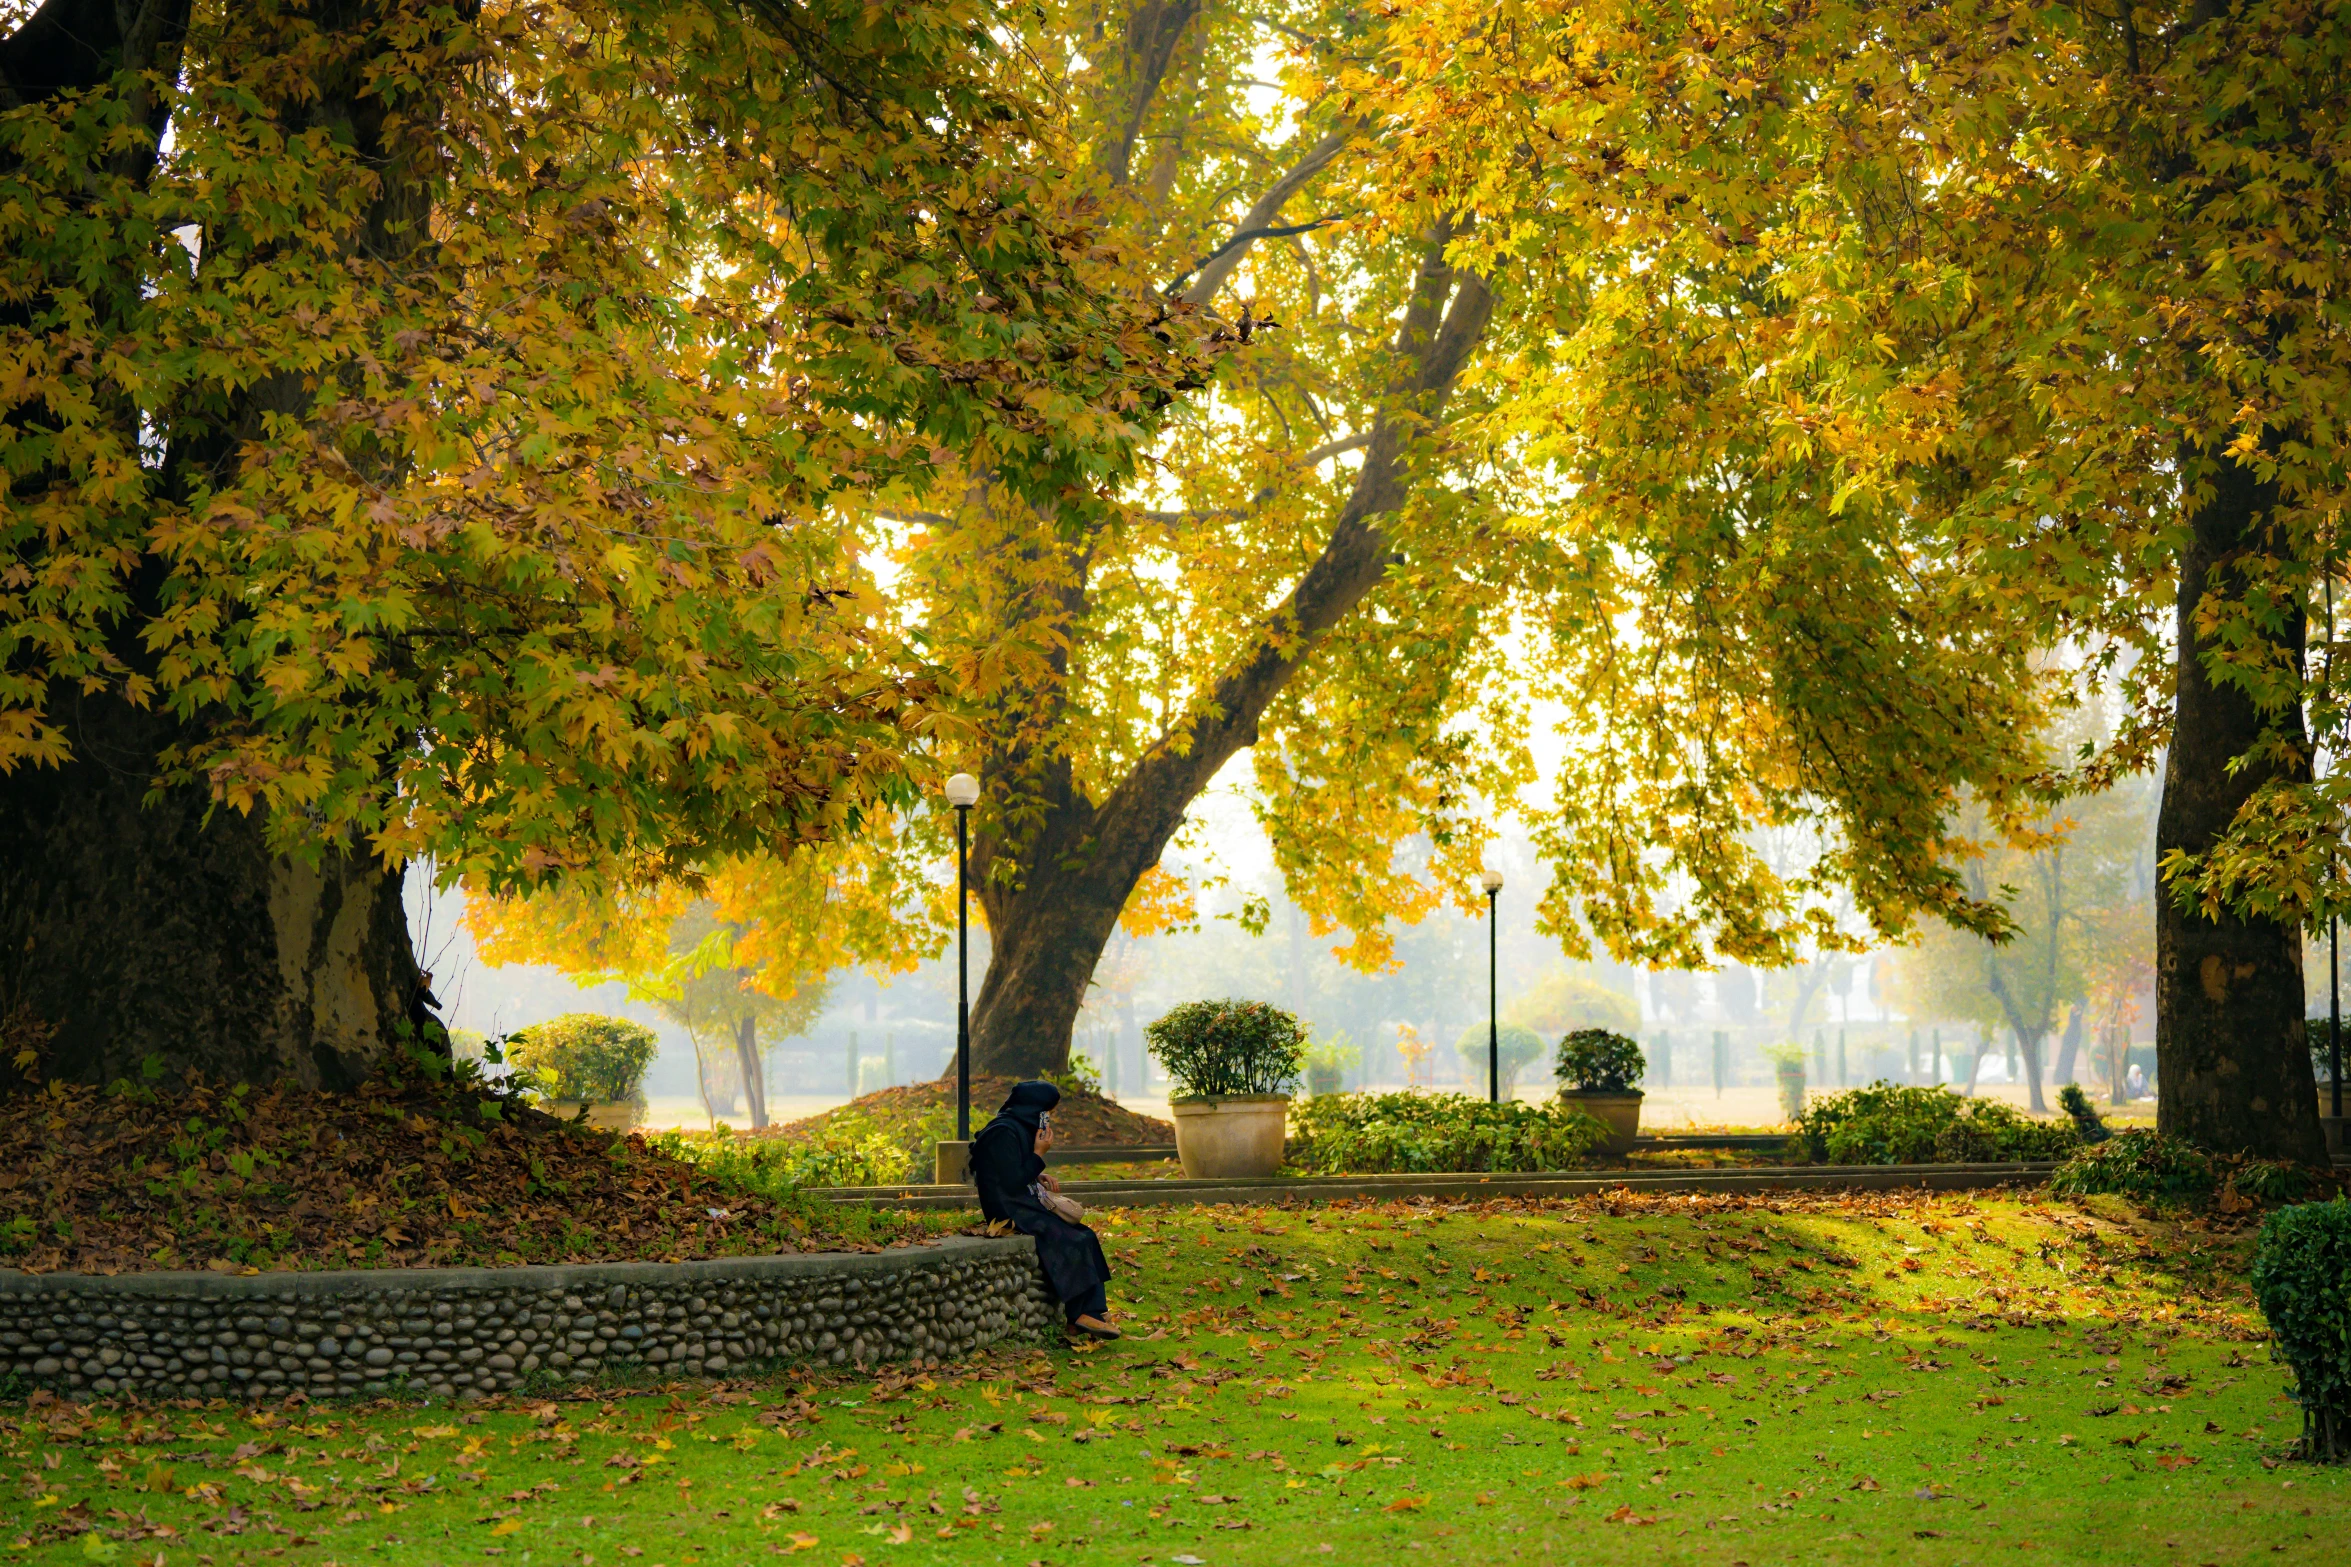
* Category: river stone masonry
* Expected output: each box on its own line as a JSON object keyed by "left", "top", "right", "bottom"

{"left": 0, "top": 1236, "right": 1056, "bottom": 1400}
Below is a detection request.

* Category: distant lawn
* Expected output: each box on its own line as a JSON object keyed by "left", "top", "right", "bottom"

{"left": 8, "top": 1188, "right": 2337, "bottom": 1566}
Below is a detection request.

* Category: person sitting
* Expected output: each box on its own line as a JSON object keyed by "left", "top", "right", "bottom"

{"left": 969, "top": 1080, "right": 1119, "bottom": 1340}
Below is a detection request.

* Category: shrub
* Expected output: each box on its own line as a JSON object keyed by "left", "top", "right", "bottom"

{"left": 1794, "top": 1083, "right": 2079, "bottom": 1165}
{"left": 1146, "top": 1000, "right": 1307, "bottom": 1098}
{"left": 507, "top": 1013, "right": 659, "bottom": 1105}
{"left": 1453, "top": 1022, "right": 1546, "bottom": 1094}
{"left": 1763, "top": 1041, "right": 1808, "bottom": 1121}
{"left": 2236, "top": 1159, "right": 2320, "bottom": 1208}
{"left": 2048, "top": 1128, "right": 2218, "bottom": 1202}
{"left": 1287, "top": 1092, "right": 1609, "bottom": 1175}
{"left": 654, "top": 1110, "right": 912, "bottom": 1191}
{"left": 1554, "top": 1029, "right": 1645, "bottom": 1093}
{"left": 2312, "top": 1015, "right": 2345, "bottom": 1083}
{"left": 1049, "top": 1053, "right": 1105, "bottom": 1098}
{"left": 2056, "top": 1083, "right": 2110, "bottom": 1143}
{"left": 2251, "top": 1199, "right": 2351, "bottom": 1461}
{"left": 1304, "top": 1036, "right": 1362, "bottom": 1097}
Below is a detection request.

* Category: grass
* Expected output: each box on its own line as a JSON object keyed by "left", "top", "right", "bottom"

{"left": 7, "top": 1187, "right": 2340, "bottom": 1565}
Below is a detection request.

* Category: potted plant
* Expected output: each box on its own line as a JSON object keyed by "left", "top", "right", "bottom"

{"left": 1553, "top": 1028, "right": 1646, "bottom": 1153}
{"left": 509, "top": 1013, "right": 659, "bottom": 1131}
{"left": 1303, "top": 1036, "right": 1362, "bottom": 1098}
{"left": 1763, "top": 1040, "right": 1807, "bottom": 1123}
{"left": 1148, "top": 1000, "right": 1308, "bottom": 1177}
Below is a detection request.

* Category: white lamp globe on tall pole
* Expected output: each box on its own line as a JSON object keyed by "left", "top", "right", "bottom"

{"left": 1480, "top": 867, "right": 1504, "bottom": 1103}
{"left": 945, "top": 773, "right": 981, "bottom": 1143}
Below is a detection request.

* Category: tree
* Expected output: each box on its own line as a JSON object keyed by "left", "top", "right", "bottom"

{"left": 854, "top": 0, "right": 1525, "bottom": 1079}
{"left": 465, "top": 840, "right": 929, "bottom": 1126}
{"left": 0, "top": 0, "right": 1212, "bottom": 1087}
{"left": 1886, "top": 776, "right": 2154, "bottom": 1113}
{"left": 1376, "top": 0, "right": 2348, "bottom": 1159}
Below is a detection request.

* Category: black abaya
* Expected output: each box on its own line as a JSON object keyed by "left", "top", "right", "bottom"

{"left": 970, "top": 1083, "right": 1112, "bottom": 1323}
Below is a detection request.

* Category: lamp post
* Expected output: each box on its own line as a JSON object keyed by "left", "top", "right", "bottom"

{"left": 945, "top": 772, "right": 980, "bottom": 1143}
{"left": 1481, "top": 867, "right": 1504, "bottom": 1103}
{"left": 2331, "top": 575, "right": 2342, "bottom": 1123}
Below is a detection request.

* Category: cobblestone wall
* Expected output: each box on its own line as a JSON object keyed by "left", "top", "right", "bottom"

{"left": 0, "top": 1237, "right": 1054, "bottom": 1401}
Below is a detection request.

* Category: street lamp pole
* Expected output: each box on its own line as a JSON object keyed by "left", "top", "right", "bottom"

{"left": 946, "top": 772, "right": 980, "bottom": 1142}
{"left": 2331, "top": 575, "right": 2342, "bottom": 1121}
{"left": 1481, "top": 867, "right": 1504, "bottom": 1103}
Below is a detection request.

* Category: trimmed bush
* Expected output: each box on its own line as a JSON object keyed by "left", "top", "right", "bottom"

{"left": 507, "top": 1013, "right": 659, "bottom": 1105}
{"left": 1794, "top": 1083, "right": 2079, "bottom": 1165}
{"left": 2251, "top": 1199, "right": 2351, "bottom": 1461}
{"left": 2048, "top": 1128, "right": 2218, "bottom": 1202}
{"left": 1287, "top": 1092, "right": 1609, "bottom": 1175}
{"left": 1147, "top": 1000, "right": 1307, "bottom": 1098}
{"left": 2056, "top": 1083, "right": 2111, "bottom": 1143}
{"left": 1555, "top": 1028, "right": 1645, "bottom": 1093}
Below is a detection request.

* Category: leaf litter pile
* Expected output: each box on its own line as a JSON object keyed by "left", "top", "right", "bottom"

{"left": 0, "top": 1078, "right": 946, "bottom": 1275}
{"left": 763, "top": 1075, "right": 1173, "bottom": 1156}
{"left": 8, "top": 1185, "right": 2346, "bottom": 1565}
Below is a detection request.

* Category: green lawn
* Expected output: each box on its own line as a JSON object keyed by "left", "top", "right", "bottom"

{"left": 7, "top": 1188, "right": 2338, "bottom": 1566}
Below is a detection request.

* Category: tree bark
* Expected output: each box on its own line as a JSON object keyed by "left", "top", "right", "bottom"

{"left": 963, "top": 229, "right": 1493, "bottom": 1078}
{"left": 0, "top": 694, "right": 419, "bottom": 1088}
{"left": 733, "top": 1013, "right": 769, "bottom": 1130}
{"left": 2053, "top": 1006, "right": 2084, "bottom": 1086}
{"left": 2155, "top": 452, "right": 2326, "bottom": 1162}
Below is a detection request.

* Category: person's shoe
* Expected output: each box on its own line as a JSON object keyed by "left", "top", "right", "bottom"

{"left": 1069, "top": 1314, "right": 1121, "bottom": 1340}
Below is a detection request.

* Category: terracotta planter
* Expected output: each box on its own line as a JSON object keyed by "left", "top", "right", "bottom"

{"left": 1169, "top": 1095, "right": 1292, "bottom": 1178}
{"left": 545, "top": 1099, "right": 641, "bottom": 1132}
{"left": 1557, "top": 1089, "right": 1643, "bottom": 1154}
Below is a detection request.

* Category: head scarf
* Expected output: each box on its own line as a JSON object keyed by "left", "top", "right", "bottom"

{"left": 995, "top": 1080, "right": 1061, "bottom": 1135}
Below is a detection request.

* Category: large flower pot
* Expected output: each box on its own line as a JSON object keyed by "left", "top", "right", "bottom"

{"left": 1557, "top": 1089, "right": 1643, "bottom": 1155}
{"left": 545, "top": 1099, "right": 640, "bottom": 1132}
{"left": 1169, "top": 1095, "right": 1292, "bottom": 1178}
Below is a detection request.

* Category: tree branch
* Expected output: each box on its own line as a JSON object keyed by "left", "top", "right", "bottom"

{"left": 1173, "top": 128, "right": 1351, "bottom": 307}
{"left": 1085, "top": 224, "right": 1492, "bottom": 879}
{"left": 1098, "top": 0, "right": 1204, "bottom": 188}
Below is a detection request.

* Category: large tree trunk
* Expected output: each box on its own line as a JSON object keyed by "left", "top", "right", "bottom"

{"left": 0, "top": 694, "right": 420, "bottom": 1088}
{"left": 2155, "top": 453, "right": 2326, "bottom": 1163}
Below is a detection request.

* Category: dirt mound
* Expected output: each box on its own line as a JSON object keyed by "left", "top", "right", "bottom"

{"left": 767, "top": 1076, "right": 1172, "bottom": 1151}
{"left": 0, "top": 1075, "right": 930, "bottom": 1276}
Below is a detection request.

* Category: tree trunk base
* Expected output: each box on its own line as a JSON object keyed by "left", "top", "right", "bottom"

{"left": 0, "top": 695, "right": 420, "bottom": 1089}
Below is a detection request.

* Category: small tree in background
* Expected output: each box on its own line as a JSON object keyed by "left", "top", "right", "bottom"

{"left": 1454, "top": 1023, "right": 1546, "bottom": 1098}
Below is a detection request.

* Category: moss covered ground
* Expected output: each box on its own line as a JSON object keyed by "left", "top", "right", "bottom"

{"left": 7, "top": 1187, "right": 2338, "bottom": 1565}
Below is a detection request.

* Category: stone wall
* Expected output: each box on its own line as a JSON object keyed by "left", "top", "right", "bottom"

{"left": 0, "top": 1236, "right": 1055, "bottom": 1401}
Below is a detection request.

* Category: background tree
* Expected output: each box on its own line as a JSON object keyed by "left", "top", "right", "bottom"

{"left": 0, "top": 0, "right": 1213, "bottom": 1088}
{"left": 465, "top": 840, "right": 929, "bottom": 1125}
{"left": 1381, "top": 0, "right": 2349, "bottom": 1158}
